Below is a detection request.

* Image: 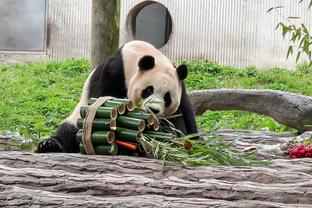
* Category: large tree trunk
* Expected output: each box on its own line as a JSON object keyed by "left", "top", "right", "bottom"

{"left": 91, "top": 0, "right": 120, "bottom": 69}
{"left": 188, "top": 89, "right": 312, "bottom": 133}
{"left": 1, "top": 131, "right": 312, "bottom": 207}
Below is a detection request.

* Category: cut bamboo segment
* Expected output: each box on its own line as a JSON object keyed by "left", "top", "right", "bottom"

{"left": 153, "top": 119, "right": 160, "bottom": 131}
{"left": 79, "top": 143, "right": 118, "bottom": 155}
{"left": 143, "top": 131, "right": 174, "bottom": 141}
{"left": 117, "top": 116, "right": 145, "bottom": 132}
{"left": 112, "top": 98, "right": 136, "bottom": 111}
{"left": 89, "top": 98, "right": 126, "bottom": 114}
{"left": 77, "top": 118, "right": 116, "bottom": 131}
{"left": 125, "top": 111, "right": 154, "bottom": 125}
{"left": 76, "top": 129, "right": 115, "bottom": 145}
{"left": 80, "top": 105, "right": 118, "bottom": 119}
{"left": 115, "top": 127, "right": 139, "bottom": 142}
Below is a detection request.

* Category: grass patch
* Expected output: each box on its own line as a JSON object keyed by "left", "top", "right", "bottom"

{"left": 184, "top": 60, "right": 312, "bottom": 132}
{"left": 0, "top": 59, "right": 90, "bottom": 149}
{"left": 1, "top": 59, "right": 312, "bottom": 149}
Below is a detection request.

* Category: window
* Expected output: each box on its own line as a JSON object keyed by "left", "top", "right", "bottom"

{"left": 128, "top": 2, "right": 172, "bottom": 48}
{"left": 0, "top": 0, "right": 46, "bottom": 51}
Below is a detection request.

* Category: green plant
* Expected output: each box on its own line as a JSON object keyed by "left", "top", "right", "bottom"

{"left": 268, "top": 0, "right": 312, "bottom": 66}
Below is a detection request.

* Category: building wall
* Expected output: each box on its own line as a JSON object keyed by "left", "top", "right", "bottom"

{"left": 1, "top": 0, "right": 311, "bottom": 69}
{"left": 120, "top": 0, "right": 312, "bottom": 69}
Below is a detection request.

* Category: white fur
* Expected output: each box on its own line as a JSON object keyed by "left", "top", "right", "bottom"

{"left": 122, "top": 41, "right": 174, "bottom": 88}
{"left": 66, "top": 69, "right": 95, "bottom": 126}
{"left": 122, "top": 41, "right": 182, "bottom": 116}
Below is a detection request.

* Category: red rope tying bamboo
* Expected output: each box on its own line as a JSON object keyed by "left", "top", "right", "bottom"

{"left": 82, "top": 96, "right": 113, "bottom": 155}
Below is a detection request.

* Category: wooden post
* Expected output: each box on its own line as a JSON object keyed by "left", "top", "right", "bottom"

{"left": 91, "top": 0, "right": 120, "bottom": 69}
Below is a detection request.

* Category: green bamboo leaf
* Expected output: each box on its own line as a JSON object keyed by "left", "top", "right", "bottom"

{"left": 296, "top": 51, "right": 301, "bottom": 62}
{"left": 286, "top": 46, "right": 293, "bottom": 59}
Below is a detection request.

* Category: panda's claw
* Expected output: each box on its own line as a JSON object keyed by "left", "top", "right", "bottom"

{"left": 36, "top": 138, "right": 64, "bottom": 153}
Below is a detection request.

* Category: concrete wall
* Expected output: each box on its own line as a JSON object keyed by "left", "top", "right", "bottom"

{"left": 120, "top": 0, "right": 312, "bottom": 69}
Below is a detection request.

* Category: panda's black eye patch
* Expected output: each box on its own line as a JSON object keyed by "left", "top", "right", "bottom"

{"left": 164, "top": 92, "right": 172, "bottom": 107}
{"left": 141, "top": 86, "right": 154, "bottom": 99}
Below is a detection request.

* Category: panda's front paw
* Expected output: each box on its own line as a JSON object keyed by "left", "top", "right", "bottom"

{"left": 36, "top": 138, "right": 65, "bottom": 153}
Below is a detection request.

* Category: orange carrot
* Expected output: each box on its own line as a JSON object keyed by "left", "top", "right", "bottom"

{"left": 115, "top": 140, "right": 137, "bottom": 151}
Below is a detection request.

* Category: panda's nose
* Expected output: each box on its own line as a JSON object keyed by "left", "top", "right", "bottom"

{"left": 150, "top": 108, "right": 160, "bottom": 114}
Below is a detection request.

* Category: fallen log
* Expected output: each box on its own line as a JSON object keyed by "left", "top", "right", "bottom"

{"left": 0, "top": 138, "right": 311, "bottom": 208}
{"left": 189, "top": 89, "right": 312, "bottom": 133}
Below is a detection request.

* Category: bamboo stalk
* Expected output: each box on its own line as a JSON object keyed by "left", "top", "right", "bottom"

{"left": 112, "top": 98, "right": 135, "bottom": 111}
{"left": 125, "top": 111, "right": 155, "bottom": 125}
{"left": 115, "top": 127, "right": 139, "bottom": 142}
{"left": 80, "top": 105, "right": 118, "bottom": 119}
{"left": 79, "top": 143, "right": 118, "bottom": 155}
{"left": 89, "top": 98, "right": 126, "bottom": 114}
{"left": 143, "top": 131, "right": 174, "bottom": 141}
{"left": 77, "top": 118, "right": 116, "bottom": 131}
{"left": 114, "top": 140, "right": 137, "bottom": 151}
{"left": 76, "top": 129, "right": 115, "bottom": 145}
{"left": 117, "top": 116, "right": 145, "bottom": 132}
{"left": 153, "top": 119, "right": 160, "bottom": 131}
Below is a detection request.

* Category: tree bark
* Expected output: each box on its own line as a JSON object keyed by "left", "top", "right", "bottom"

{"left": 0, "top": 130, "right": 312, "bottom": 208}
{"left": 91, "top": 0, "right": 120, "bottom": 69}
{"left": 188, "top": 89, "right": 312, "bottom": 133}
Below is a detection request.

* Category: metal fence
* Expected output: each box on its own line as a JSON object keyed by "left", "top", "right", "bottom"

{"left": 1, "top": 0, "right": 311, "bottom": 68}
{"left": 120, "top": 0, "right": 312, "bottom": 68}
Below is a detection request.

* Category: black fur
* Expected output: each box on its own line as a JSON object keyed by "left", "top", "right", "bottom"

{"left": 176, "top": 64, "right": 188, "bottom": 80}
{"left": 36, "top": 122, "right": 79, "bottom": 153}
{"left": 138, "top": 56, "right": 155, "bottom": 70}
{"left": 88, "top": 48, "right": 127, "bottom": 98}
{"left": 37, "top": 49, "right": 127, "bottom": 153}
{"left": 36, "top": 47, "right": 198, "bottom": 153}
{"left": 168, "top": 82, "right": 198, "bottom": 136}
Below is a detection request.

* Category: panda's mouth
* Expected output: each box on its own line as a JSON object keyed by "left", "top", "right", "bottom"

{"left": 142, "top": 97, "right": 164, "bottom": 115}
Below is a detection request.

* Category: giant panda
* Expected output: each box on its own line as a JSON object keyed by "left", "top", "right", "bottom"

{"left": 36, "top": 40, "right": 198, "bottom": 153}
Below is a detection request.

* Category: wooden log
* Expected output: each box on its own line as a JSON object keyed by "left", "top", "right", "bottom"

{"left": 0, "top": 150, "right": 311, "bottom": 207}
{"left": 2, "top": 185, "right": 311, "bottom": 208}
{"left": 188, "top": 89, "right": 312, "bottom": 133}
{"left": 1, "top": 131, "right": 311, "bottom": 207}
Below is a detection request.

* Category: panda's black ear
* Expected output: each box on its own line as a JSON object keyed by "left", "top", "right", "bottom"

{"left": 138, "top": 56, "right": 155, "bottom": 70}
{"left": 176, "top": 64, "right": 188, "bottom": 80}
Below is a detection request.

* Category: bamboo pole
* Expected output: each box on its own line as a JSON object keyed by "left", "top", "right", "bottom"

{"left": 80, "top": 105, "right": 118, "bottom": 119}
{"left": 112, "top": 98, "right": 136, "bottom": 111}
{"left": 77, "top": 118, "right": 116, "bottom": 131}
{"left": 143, "top": 131, "right": 174, "bottom": 141}
{"left": 79, "top": 143, "right": 118, "bottom": 155}
{"left": 125, "top": 111, "right": 155, "bottom": 125}
{"left": 117, "top": 116, "right": 145, "bottom": 132}
{"left": 89, "top": 98, "right": 126, "bottom": 114}
{"left": 76, "top": 130, "right": 115, "bottom": 145}
{"left": 115, "top": 127, "right": 139, "bottom": 142}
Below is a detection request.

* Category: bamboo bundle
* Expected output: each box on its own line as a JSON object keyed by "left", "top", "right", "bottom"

{"left": 76, "top": 97, "right": 171, "bottom": 156}
{"left": 76, "top": 97, "right": 267, "bottom": 167}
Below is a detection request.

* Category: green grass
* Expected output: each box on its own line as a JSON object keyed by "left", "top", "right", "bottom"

{"left": 0, "top": 59, "right": 90, "bottom": 149}
{"left": 1, "top": 59, "right": 312, "bottom": 149}
{"left": 184, "top": 60, "right": 312, "bottom": 132}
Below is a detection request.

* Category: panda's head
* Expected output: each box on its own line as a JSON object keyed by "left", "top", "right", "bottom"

{"left": 127, "top": 55, "right": 188, "bottom": 116}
